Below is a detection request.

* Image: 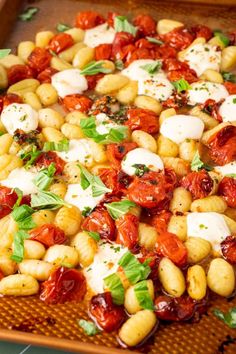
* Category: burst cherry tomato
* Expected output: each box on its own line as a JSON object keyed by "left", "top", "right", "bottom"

{"left": 221, "top": 236, "right": 236, "bottom": 264}
{"left": 133, "top": 14, "right": 156, "bottom": 36}
{"left": 40, "top": 267, "right": 86, "bottom": 304}
{"left": 0, "top": 186, "right": 18, "bottom": 219}
{"left": 62, "top": 94, "right": 93, "bottom": 112}
{"left": 161, "top": 27, "right": 194, "bottom": 50}
{"left": 82, "top": 209, "right": 116, "bottom": 241}
{"left": 127, "top": 171, "right": 168, "bottom": 209}
{"left": 191, "top": 25, "right": 212, "bottom": 40}
{"left": 35, "top": 151, "right": 65, "bottom": 175}
{"left": 125, "top": 108, "right": 159, "bottom": 134}
{"left": 37, "top": 67, "right": 58, "bottom": 83}
{"left": 0, "top": 93, "right": 22, "bottom": 113}
{"left": 106, "top": 142, "right": 138, "bottom": 169}
{"left": 224, "top": 81, "right": 236, "bottom": 94}
{"left": 0, "top": 269, "right": 4, "bottom": 280}
{"left": 99, "top": 167, "right": 130, "bottom": 195}
{"left": 75, "top": 11, "right": 105, "bottom": 29}
{"left": 95, "top": 43, "right": 112, "bottom": 60}
{"left": 29, "top": 224, "right": 66, "bottom": 248}
{"left": 107, "top": 12, "right": 119, "bottom": 27}
{"left": 112, "top": 32, "right": 135, "bottom": 60}
{"left": 150, "top": 210, "right": 172, "bottom": 234}
{"left": 218, "top": 176, "right": 236, "bottom": 208}
{"left": 207, "top": 125, "right": 236, "bottom": 165}
{"left": 181, "top": 170, "right": 213, "bottom": 200}
{"left": 156, "top": 231, "right": 187, "bottom": 267}
{"left": 199, "top": 99, "right": 222, "bottom": 122}
{"left": 28, "top": 47, "right": 52, "bottom": 73}
{"left": 86, "top": 73, "right": 105, "bottom": 90}
{"left": 7, "top": 64, "right": 34, "bottom": 85}
{"left": 116, "top": 213, "right": 139, "bottom": 252}
{"left": 49, "top": 33, "right": 74, "bottom": 54}
{"left": 89, "top": 292, "right": 126, "bottom": 332}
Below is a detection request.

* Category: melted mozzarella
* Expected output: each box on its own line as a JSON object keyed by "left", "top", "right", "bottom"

{"left": 64, "top": 183, "right": 105, "bottom": 212}
{"left": 95, "top": 113, "right": 118, "bottom": 135}
{"left": 84, "top": 241, "right": 128, "bottom": 293}
{"left": 188, "top": 81, "right": 229, "bottom": 105}
{"left": 57, "top": 139, "right": 93, "bottom": 165}
{"left": 121, "top": 148, "right": 164, "bottom": 176}
{"left": 84, "top": 23, "right": 116, "bottom": 48}
{"left": 1, "top": 103, "right": 38, "bottom": 135}
{"left": 160, "top": 114, "right": 204, "bottom": 144}
{"left": 51, "top": 69, "right": 88, "bottom": 98}
{"left": 187, "top": 212, "right": 230, "bottom": 252}
{"left": 182, "top": 43, "right": 221, "bottom": 77}
{"left": 1, "top": 167, "right": 37, "bottom": 195}
{"left": 219, "top": 95, "right": 236, "bottom": 122}
{"left": 122, "top": 59, "right": 173, "bottom": 101}
{"left": 214, "top": 161, "right": 236, "bottom": 176}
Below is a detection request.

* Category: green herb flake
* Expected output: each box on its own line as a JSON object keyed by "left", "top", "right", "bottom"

{"left": 11, "top": 230, "right": 29, "bottom": 263}
{"left": 118, "top": 251, "right": 151, "bottom": 284}
{"left": 18, "top": 7, "right": 39, "bottom": 22}
{"left": 20, "top": 145, "right": 42, "bottom": 169}
{"left": 191, "top": 151, "right": 213, "bottom": 172}
{"left": 103, "top": 273, "right": 125, "bottom": 305}
{"left": 213, "top": 308, "right": 236, "bottom": 328}
{"left": 105, "top": 200, "right": 136, "bottom": 220}
{"left": 31, "top": 191, "right": 70, "bottom": 210}
{"left": 233, "top": 98, "right": 236, "bottom": 104}
{"left": 82, "top": 206, "right": 92, "bottom": 217}
{"left": 222, "top": 71, "right": 236, "bottom": 83}
{"left": 140, "top": 60, "right": 162, "bottom": 75}
{"left": 77, "top": 319, "right": 100, "bottom": 336}
{"left": 88, "top": 231, "right": 100, "bottom": 242}
{"left": 13, "top": 188, "right": 23, "bottom": 209}
{"left": 115, "top": 60, "right": 124, "bottom": 71}
{"left": 132, "top": 164, "right": 150, "bottom": 177}
{"left": 33, "top": 163, "right": 56, "bottom": 191}
{"left": 134, "top": 280, "right": 154, "bottom": 310}
{"left": 0, "top": 49, "right": 11, "bottom": 59}
{"left": 225, "top": 173, "right": 236, "bottom": 178}
{"left": 172, "top": 78, "right": 191, "bottom": 93}
{"left": 114, "top": 16, "right": 137, "bottom": 36}
{"left": 213, "top": 30, "right": 230, "bottom": 47}
{"left": 80, "top": 61, "right": 112, "bottom": 76}
{"left": 57, "top": 23, "right": 71, "bottom": 32}
{"left": 146, "top": 37, "right": 164, "bottom": 45}
{"left": 43, "top": 139, "right": 69, "bottom": 152}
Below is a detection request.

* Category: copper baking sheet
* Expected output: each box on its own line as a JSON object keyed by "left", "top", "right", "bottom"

{"left": 0, "top": 0, "right": 236, "bottom": 353}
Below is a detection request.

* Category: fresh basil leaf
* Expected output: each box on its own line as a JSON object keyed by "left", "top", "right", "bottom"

{"left": 78, "top": 165, "right": 111, "bottom": 197}
{"left": 0, "top": 49, "right": 11, "bottom": 59}
{"left": 225, "top": 173, "right": 236, "bottom": 178}
{"left": 57, "top": 23, "right": 71, "bottom": 32}
{"left": 80, "top": 61, "right": 112, "bottom": 76}
{"left": 33, "top": 163, "right": 56, "bottom": 190}
{"left": 20, "top": 145, "right": 41, "bottom": 169}
{"left": 134, "top": 280, "right": 154, "bottom": 310}
{"left": 105, "top": 200, "right": 136, "bottom": 220}
{"left": 222, "top": 71, "right": 236, "bottom": 83}
{"left": 11, "top": 230, "right": 29, "bottom": 263}
{"left": 172, "top": 78, "right": 191, "bottom": 92}
{"left": 18, "top": 7, "right": 39, "bottom": 22}
{"left": 213, "top": 30, "right": 230, "bottom": 47}
{"left": 140, "top": 60, "right": 162, "bottom": 75}
{"left": 132, "top": 164, "right": 150, "bottom": 177}
{"left": 31, "top": 191, "right": 70, "bottom": 210}
{"left": 82, "top": 206, "right": 92, "bottom": 217}
{"left": 115, "top": 60, "right": 124, "bottom": 71}
{"left": 13, "top": 188, "right": 23, "bottom": 209}
{"left": 191, "top": 151, "right": 213, "bottom": 172}
{"left": 118, "top": 251, "right": 151, "bottom": 284}
{"left": 77, "top": 319, "right": 100, "bottom": 336}
{"left": 114, "top": 16, "right": 137, "bottom": 36}
{"left": 88, "top": 231, "right": 100, "bottom": 242}
{"left": 12, "top": 204, "right": 36, "bottom": 230}
{"left": 146, "top": 37, "right": 164, "bottom": 45}
{"left": 103, "top": 273, "right": 125, "bottom": 305}
{"left": 213, "top": 308, "right": 236, "bottom": 328}
{"left": 43, "top": 139, "right": 69, "bottom": 152}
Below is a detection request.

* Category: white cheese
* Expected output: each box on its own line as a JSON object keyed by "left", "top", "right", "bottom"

{"left": 187, "top": 212, "right": 230, "bottom": 253}
{"left": 57, "top": 139, "right": 93, "bottom": 165}
{"left": 84, "top": 241, "right": 128, "bottom": 294}
{"left": 188, "top": 81, "right": 229, "bottom": 105}
{"left": 64, "top": 183, "right": 105, "bottom": 212}
{"left": 160, "top": 114, "right": 204, "bottom": 144}
{"left": 182, "top": 43, "right": 221, "bottom": 77}
{"left": 84, "top": 23, "right": 116, "bottom": 48}
{"left": 95, "top": 112, "right": 119, "bottom": 135}
{"left": 1, "top": 167, "right": 38, "bottom": 195}
{"left": 121, "top": 147, "right": 164, "bottom": 176}
{"left": 51, "top": 69, "right": 88, "bottom": 98}
{"left": 1, "top": 103, "right": 38, "bottom": 135}
{"left": 219, "top": 95, "right": 236, "bottom": 122}
{"left": 122, "top": 59, "right": 173, "bottom": 101}
{"left": 214, "top": 161, "right": 236, "bottom": 176}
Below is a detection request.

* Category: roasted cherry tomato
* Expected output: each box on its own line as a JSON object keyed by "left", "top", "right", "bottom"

{"left": 49, "top": 33, "right": 74, "bottom": 54}
{"left": 125, "top": 47, "right": 155, "bottom": 66}
{"left": 0, "top": 186, "right": 18, "bottom": 219}
{"left": 40, "top": 267, "right": 87, "bottom": 304}
{"left": 89, "top": 292, "right": 126, "bottom": 332}
{"left": 37, "top": 67, "right": 58, "bottom": 83}
{"left": 218, "top": 176, "right": 236, "bottom": 208}
{"left": 62, "top": 94, "right": 93, "bottom": 112}
{"left": 133, "top": 14, "right": 156, "bottom": 36}
{"left": 107, "top": 11, "right": 119, "bottom": 27}
{"left": 0, "top": 93, "right": 22, "bottom": 113}
{"left": 199, "top": 99, "right": 223, "bottom": 122}
{"left": 7, "top": 64, "right": 34, "bottom": 85}
{"left": 221, "top": 236, "right": 236, "bottom": 264}
{"left": 161, "top": 27, "right": 194, "bottom": 50}
{"left": 208, "top": 125, "right": 236, "bottom": 165}
{"left": 181, "top": 170, "right": 213, "bottom": 200}
{"left": 82, "top": 209, "right": 116, "bottom": 241}
{"left": 127, "top": 171, "right": 168, "bottom": 209}
{"left": 99, "top": 167, "right": 130, "bottom": 195}
{"left": 95, "top": 43, "right": 112, "bottom": 60}
{"left": 224, "top": 81, "right": 236, "bottom": 94}
{"left": 29, "top": 224, "right": 66, "bottom": 248}
{"left": 75, "top": 11, "right": 105, "bottom": 29}
{"left": 150, "top": 210, "right": 172, "bottom": 234}
{"left": 0, "top": 269, "right": 4, "bottom": 280}
{"left": 156, "top": 231, "right": 187, "bottom": 267}
{"left": 86, "top": 73, "right": 105, "bottom": 90}
{"left": 191, "top": 25, "right": 212, "bottom": 40}
{"left": 28, "top": 47, "right": 52, "bottom": 73}
{"left": 116, "top": 213, "right": 139, "bottom": 252}
{"left": 125, "top": 108, "right": 159, "bottom": 134}
{"left": 35, "top": 151, "right": 65, "bottom": 175}
{"left": 112, "top": 32, "right": 135, "bottom": 60}
{"left": 106, "top": 142, "right": 138, "bottom": 169}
